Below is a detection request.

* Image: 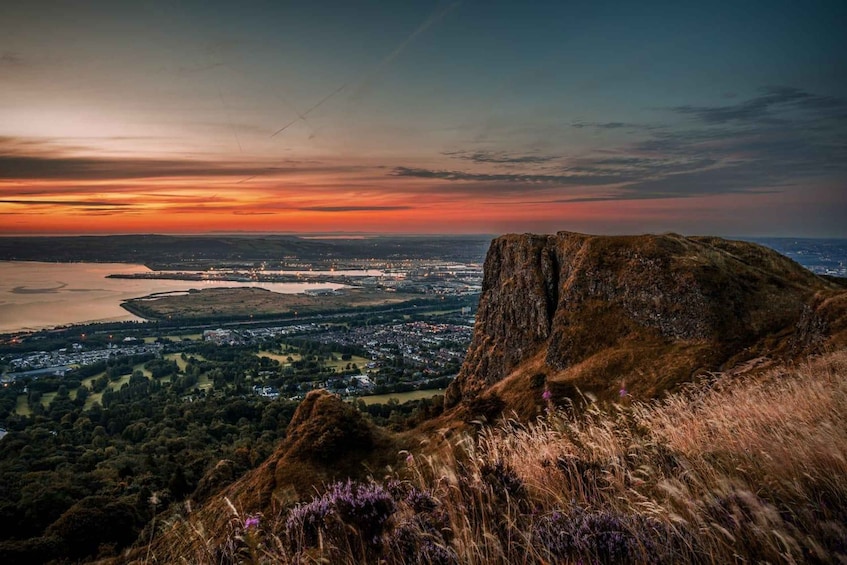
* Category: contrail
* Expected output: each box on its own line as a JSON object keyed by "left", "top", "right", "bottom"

{"left": 270, "top": 81, "right": 349, "bottom": 137}
{"left": 243, "top": 2, "right": 461, "bottom": 185}
{"left": 351, "top": 1, "right": 461, "bottom": 99}
{"left": 269, "top": 1, "right": 461, "bottom": 139}
{"left": 217, "top": 86, "right": 244, "bottom": 153}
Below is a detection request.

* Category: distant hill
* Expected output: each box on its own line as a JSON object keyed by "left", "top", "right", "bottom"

{"left": 0, "top": 234, "right": 491, "bottom": 267}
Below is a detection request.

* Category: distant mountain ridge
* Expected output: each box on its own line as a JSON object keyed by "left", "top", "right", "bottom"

{"left": 0, "top": 234, "right": 491, "bottom": 266}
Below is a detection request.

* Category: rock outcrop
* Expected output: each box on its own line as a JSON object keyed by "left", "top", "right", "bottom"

{"left": 219, "top": 389, "right": 404, "bottom": 511}
{"left": 446, "top": 232, "right": 844, "bottom": 409}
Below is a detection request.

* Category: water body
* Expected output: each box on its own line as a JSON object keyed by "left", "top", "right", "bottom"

{"left": 256, "top": 269, "right": 384, "bottom": 276}
{"left": 0, "top": 261, "right": 347, "bottom": 333}
{"left": 162, "top": 268, "right": 385, "bottom": 277}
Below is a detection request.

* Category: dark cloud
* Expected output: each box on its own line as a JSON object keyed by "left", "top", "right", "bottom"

{"left": 670, "top": 86, "right": 847, "bottom": 124}
{"left": 394, "top": 86, "right": 847, "bottom": 204}
{"left": 442, "top": 150, "right": 557, "bottom": 165}
{"left": 557, "top": 117, "right": 846, "bottom": 202}
{"left": 571, "top": 121, "right": 660, "bottom": 131}
{"left": 79, "top": 209, "right": 134, "bottom": 216}
{"left": 631, "top": 128, "right": 739, "bottom": 155}
{"left": 0, "top": 137, "right": 358, "bottom": 181}
{"left": 392, "top": 167, "right": 627, "bottom": 186}
{"left": 567, "top": 156, "right": 717, "bottom": 176}
{"left": 391, "top": 154, "right": 718, "bottom": 195}
{"left": 552, "top": 165, "right": 780, "bottom": 203}
{"left": 632, "top": 126, "right": 847, "bottom": 181}
{"left": 0, "top": 199, "right": 132, "bottom": 207}
{"left": 0, "top": 154, "right": 267, "bottom": 180}
{"left": 296, "top": 206, "right": 413, "bottom": 212}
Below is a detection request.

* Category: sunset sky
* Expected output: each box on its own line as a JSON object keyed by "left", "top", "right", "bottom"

{"left": 1, "top": 0, "right": 845, "bottom": 236}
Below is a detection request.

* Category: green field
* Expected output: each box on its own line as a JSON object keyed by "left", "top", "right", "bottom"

{"left": 164, "top": 353, "right": 188, "bottom": 371}
{"left": 40, "top": 391, "right": 57, "bottom": 408}
{"left": 196, "top": 373, "right": 213, "bottom": 391}
{"left": 324, "top": 353, "right": 371, "bottom": 371}
{"left": 82, "top": 362, "right": 152, "bottom": 409}
{"left": 356, "top": 388, "right": 445, "bottom": 405}
{"left": 15, "top": 394, "right": 30, "bottom": 416}
{"left": 11, "top": 347, "right": 373, "bottom": 415}
{"left": 80, "top": 371, "right": 106, "bottom": 389}
{"left": 257, "top": 350, "right": 369, "bottom": 370}
{"left": 85, "top": 375, "right": 129, "bottom": 409}
{"left": 170, "top": 333, "right": 203, "bottom": 341}
{"left": 164, "top": 352, "right": 207, "bottom": 372}
{"left": 15, "top": 363, "right": 213, "bottom": 412}
{"left": 13, "top": 390, "right": 75, "bottom": 413}
{"left": 257, "top": 351, "right": 302, "bottom": 365}
{"left": 133, "top": 362, "right": 152, "bottom": 378}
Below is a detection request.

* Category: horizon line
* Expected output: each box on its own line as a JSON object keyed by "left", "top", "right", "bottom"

{"left": 0, "top": 231, "right": 845, "bottom": 241}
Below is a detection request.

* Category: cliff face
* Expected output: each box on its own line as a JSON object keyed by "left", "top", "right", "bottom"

{"left": 446, "top": 232, "right": 840, "bottom": 408}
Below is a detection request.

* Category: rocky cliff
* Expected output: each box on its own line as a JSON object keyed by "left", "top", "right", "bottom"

{"left": 446, "top": 232, "right": 845, "bottom": 410}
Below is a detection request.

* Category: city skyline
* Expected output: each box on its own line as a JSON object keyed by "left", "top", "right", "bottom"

{"left": 1, "top": 0, "right": 846, "bottom": 236}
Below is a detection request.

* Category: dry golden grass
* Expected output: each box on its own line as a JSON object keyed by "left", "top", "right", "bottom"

{"left": 145, "top": 350, "right": 847, "bottom": 564}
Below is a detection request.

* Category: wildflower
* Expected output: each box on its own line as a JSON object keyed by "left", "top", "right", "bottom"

{"left": 286, "top": 480, "right": 395, "bottom": 550}
{"left": 542, "top": 389, "right": 552, "bottom": 401}
{"left": 406, "top": 453, "right": 414, "bottom": 465}
{"left": 244, "top": 516, "right": 260, "bottom": 529}
{"left": 619, "top": 387, "right": 627, "bottom": 398}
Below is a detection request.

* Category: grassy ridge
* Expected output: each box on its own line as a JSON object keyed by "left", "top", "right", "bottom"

{"left": 156, "top": 350, "right": 847, "bottom": 564}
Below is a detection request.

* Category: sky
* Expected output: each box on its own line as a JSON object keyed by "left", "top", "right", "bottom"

{"left": 1, "top": 0, "right": 845, "bottom": 237}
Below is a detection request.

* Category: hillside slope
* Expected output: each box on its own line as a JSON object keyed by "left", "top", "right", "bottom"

{"left": 133, "top": 389, "right": 409, "bottom": 563}
{"left": 142, "top": 350, "right": 847, "bottom": 564}
{"left": 133, "top": 232, "right": 847, "bottom": 563}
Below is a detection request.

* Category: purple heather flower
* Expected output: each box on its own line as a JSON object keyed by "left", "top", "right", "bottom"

{"left": 244, "top": 516, "right": 260, "bottom": 529}
{"left": 542, "top": 389, "right": 552, "bottom": 401}
{"left": 619, "top": 388, "right": 627, "bottom": 397}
